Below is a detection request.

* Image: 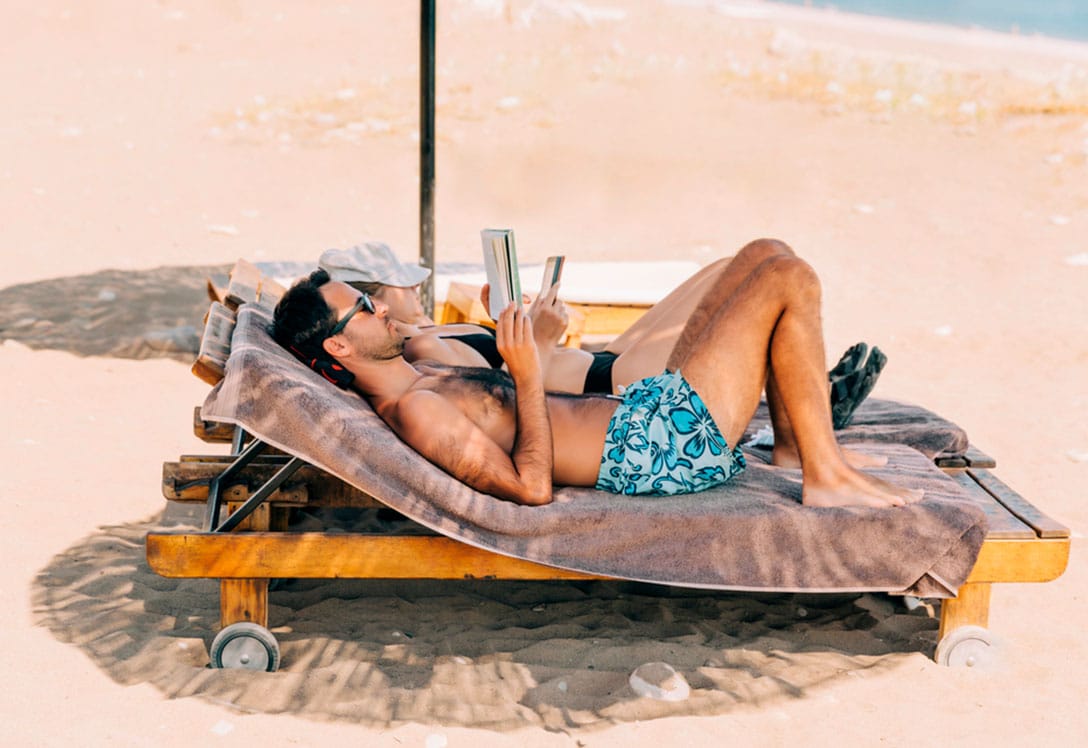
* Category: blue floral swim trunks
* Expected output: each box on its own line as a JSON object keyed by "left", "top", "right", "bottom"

{"left": 596, "top": 369, "right": 746, "bottom": 496}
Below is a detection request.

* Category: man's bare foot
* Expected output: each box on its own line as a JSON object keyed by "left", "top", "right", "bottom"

{"left": 801, "top": 467, "right": 924, "bottom": 508}
{"left": 772, "top": 444, "right": 888, "bottom": 470}
{"left": 840, "top": 448, "right": 888, "bottom": 469}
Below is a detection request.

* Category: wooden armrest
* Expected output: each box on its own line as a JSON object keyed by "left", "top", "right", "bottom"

{"left": 438, "top": 281, "right": 491, "bottom": 325}
{"left": 191, "top": 301, "right": 236, "bottom": 385}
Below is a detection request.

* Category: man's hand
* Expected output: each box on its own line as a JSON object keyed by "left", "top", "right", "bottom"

{"left": 495, "top": 303, "right": 542, "bottom": 384}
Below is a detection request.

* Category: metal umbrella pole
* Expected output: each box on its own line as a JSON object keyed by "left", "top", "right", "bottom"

{"left": 419, "top": 0, "right": 437, "bottom": 317}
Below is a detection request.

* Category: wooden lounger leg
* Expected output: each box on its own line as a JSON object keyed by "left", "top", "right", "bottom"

{"left": 220, "top": 489, "right": 271, "bottom": 629}
{"left": 938, "top": 582, "right": 991, "bottom": 638}
{"left": 221, "top": 579, "right": 268, "bottom": 628}
{"left": 935, "top": 582, "right": 994, "bottom": 666}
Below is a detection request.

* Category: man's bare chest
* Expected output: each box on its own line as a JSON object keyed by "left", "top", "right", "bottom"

{"left": 417, "top": 367, "right": 516, "bottom": 431}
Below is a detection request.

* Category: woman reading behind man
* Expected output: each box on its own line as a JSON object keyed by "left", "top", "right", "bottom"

{"left": 318, "top": 241, "right": 884, "bottom": 428}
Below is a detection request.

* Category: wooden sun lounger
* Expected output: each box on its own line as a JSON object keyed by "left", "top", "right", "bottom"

{"left": 149, "top": 261, "right": 1070, "bottom": 672}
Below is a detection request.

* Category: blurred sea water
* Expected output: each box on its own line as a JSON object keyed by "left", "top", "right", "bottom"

{"left": 767, "top": 0, "right": 1088, "bottom": 42}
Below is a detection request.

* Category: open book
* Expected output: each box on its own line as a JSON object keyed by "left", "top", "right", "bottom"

{"left": 480, "top": 228, "right": 564, "bottom": 320}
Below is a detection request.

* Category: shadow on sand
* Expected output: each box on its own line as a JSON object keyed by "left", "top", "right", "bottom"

{"left": 18, "top": 265, "right": 941, "bottom": 730}
{"left": 0, "top": 265, "right": 228, "bottom": 360}
{"left": 32, "top": 505, "right": 941, "bottom": 732}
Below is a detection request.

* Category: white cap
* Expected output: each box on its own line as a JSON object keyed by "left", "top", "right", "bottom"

{"left": 319, "top": 241, "right": 431, "bottom": 287}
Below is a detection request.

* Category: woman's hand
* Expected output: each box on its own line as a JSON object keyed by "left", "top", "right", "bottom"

{"left": 527, "top": 282, "right": 568, "bottom": 348}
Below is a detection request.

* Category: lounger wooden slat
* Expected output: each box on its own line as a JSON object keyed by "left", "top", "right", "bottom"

{"left": 949, "top": 471, "right": 1070, "bottom": 580}
{"left": 964, "top": 445, "right": 996, "bottom": 469}
{"left": 163, "top": 459, "right": 381, "bottom": 508}
{"left": 162, "top": 468, "right": 307, "bottom": 505}
{"left": 178, "top": 454, "right": 294, "bottom": 464}
{"left": 967, "top": 469, "right": 1070, "bottom": 539}
{"left": 948, "top": 471, "right": 1035, "bottom": 539}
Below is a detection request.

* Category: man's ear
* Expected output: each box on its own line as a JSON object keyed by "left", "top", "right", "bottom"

{"left": 323, "top": 335, "right": 348, "bottom": 359}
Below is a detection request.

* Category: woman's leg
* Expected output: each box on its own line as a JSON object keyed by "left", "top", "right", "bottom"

{"left": 609, "top": 239, "right": 795, "bottom": 390}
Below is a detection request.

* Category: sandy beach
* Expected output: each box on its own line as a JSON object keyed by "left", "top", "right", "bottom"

{"left": 3, "top": 1, "right": 1086, "bottom": 745}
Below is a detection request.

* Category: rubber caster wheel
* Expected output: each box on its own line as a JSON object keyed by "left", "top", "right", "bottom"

{"left": 209, "top": 622, "right": 280, "bottom": 672}
{"left": 935, "top": 625, "right": 993, "bottom": 668}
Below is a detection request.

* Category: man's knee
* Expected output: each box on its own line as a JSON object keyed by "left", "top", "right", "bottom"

{"left": 761, "top": 254, "right": 822, "bottom": 299}
{"left": 739, "top": 238, "right": 795, "bottom": 264}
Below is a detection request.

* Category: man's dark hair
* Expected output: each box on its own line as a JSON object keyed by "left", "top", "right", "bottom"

{"left": 270, "top": 268, "right": 337, "bottom": 361}
{"left": 270, "top": 269, "right": 357, "bottom": 388}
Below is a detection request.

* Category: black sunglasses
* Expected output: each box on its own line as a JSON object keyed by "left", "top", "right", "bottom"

{"left": 327, "top": 292, "right": 376, "bottom": 337}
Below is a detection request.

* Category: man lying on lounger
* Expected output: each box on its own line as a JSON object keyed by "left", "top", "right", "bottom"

{"left": 271, "top": 238, "right": 922, "bottom": 508}
{"left": 316, "top": 241, "right": 885, "bottom": 428}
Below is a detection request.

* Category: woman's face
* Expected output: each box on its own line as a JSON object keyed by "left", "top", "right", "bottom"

{"left": 374, "top": 284, "right": 426, "bottom": 323}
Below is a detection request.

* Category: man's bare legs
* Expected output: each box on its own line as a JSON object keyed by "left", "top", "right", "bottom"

{"left": 766, "top": 369, "right": 887, "bottom": 470}
{"left": 609, "top": 241, "right": 791, "bottom": 389}
{"left": 617, "top": 239, "right": 882, "bottom": 470}
{"left": 666, "top": 243, "right": 921, "bottom": 508}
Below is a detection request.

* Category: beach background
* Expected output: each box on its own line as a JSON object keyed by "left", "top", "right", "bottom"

{"left": 2, "top": 0, "right": 1086, "bottom": 745}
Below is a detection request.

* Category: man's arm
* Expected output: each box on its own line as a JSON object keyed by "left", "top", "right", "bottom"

{"left": 396, "top": 390, "right": 552, "bottom": 505}
{"left": 494, "top": 303, "right": 554, "bottom": 504}
{"left": 393, "top": 305, "right": 553, "bottom": 505}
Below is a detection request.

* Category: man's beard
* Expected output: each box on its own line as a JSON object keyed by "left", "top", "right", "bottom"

{"left": 369, "top": 334, "right": 405, "bottom": 361}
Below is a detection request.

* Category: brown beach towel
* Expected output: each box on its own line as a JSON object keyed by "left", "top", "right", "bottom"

{"left": 745, "top": 398, "right": 969, "bottom": 461}
{"left": 201, "top": 306, "right": 986, "bottom": 597}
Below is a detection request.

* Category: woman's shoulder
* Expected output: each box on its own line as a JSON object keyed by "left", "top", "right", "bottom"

{"left": 431, "top": 322, "right": 496, "bottom": 338}
{"left": 403, "top": 333, "right": 446, "bottom": 359}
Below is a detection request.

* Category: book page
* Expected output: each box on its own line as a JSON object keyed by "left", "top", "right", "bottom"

{"left": 480, "top": 228, "right": 520, "bottom": 320}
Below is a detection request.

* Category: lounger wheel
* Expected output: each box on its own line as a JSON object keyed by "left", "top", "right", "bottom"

{"left": 935, "top": 625, "right": 993, "bottom": 668}
{"left": 209, "top": 622, "right": 280, "bottom": 672}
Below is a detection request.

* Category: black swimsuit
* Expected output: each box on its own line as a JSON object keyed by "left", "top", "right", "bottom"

{"left": 440, "top": 332, "right": 505, "bottom": 368}
{"left": 418, "top": 327, "right": 618, "bottom": 394}
{"left": 582, "top": 351, "right": 618, "bottom": 394}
